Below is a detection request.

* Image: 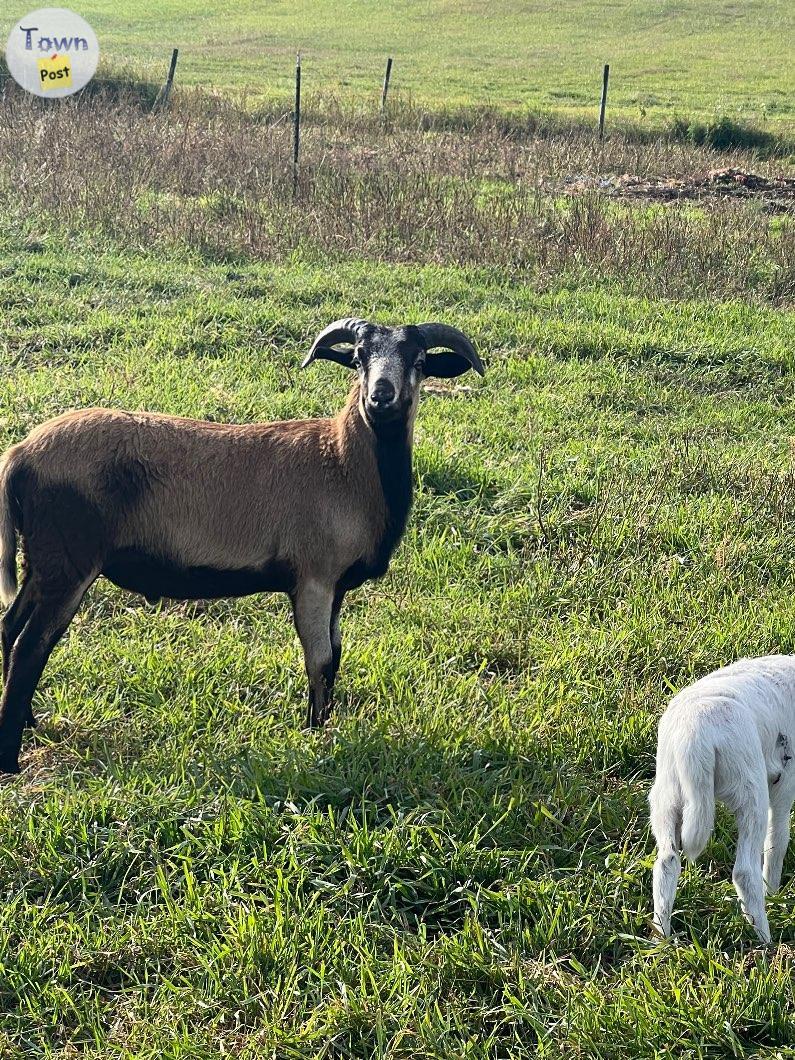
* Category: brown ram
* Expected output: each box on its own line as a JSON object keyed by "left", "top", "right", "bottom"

{"left": 0, "top": 319, "right": 483, "bottom": 772}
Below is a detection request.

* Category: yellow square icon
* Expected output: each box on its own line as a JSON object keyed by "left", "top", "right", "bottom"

{"left": 37, "top": 55, "right": 72, "bottom": 91}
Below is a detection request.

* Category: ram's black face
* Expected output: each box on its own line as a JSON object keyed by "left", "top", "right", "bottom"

{"left": 303, "top": 318, "right": 484, "bottom": 429}
{"left": 352, "top": 325, "right": 426, "bottom": 427}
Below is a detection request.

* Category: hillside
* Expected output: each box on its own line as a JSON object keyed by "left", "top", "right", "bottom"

{"left": 3, "top": 0, "right": 794, "bottom": 123}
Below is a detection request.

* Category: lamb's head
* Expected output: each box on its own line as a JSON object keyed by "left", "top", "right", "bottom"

{"left": 303, "top": 318, "right": 484, "bottom": 429}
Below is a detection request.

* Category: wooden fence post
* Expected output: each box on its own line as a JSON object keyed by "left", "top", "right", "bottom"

{"left": 153, "top": 48, "right": 179, "bottom": 111}
{"left": 381, "top": 57, "right": 393, "bottom": 111}
{"left": 293, "top": 52, "right": 301, "bottom": 197}
{"left": 598, "top": 63, "right": 609, "bottom": 140}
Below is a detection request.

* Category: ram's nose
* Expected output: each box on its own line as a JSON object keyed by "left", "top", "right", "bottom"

{"left": 368, "top": 379, "right": 396, "bottom": 408}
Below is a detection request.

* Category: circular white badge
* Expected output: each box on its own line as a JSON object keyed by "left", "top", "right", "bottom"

{"left": 5, "top": 8, "right": 99, "bottom": 98}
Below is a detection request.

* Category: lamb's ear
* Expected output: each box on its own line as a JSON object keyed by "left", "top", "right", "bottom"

{"left": 415, "top": 323, "right": 484, "bottom": 378}
{"left": 301, "top": 318, "right": 369, "bottom": 369}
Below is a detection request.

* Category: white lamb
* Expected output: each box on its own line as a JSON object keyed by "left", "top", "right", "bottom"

{"left": 650, "top": 655, "right": 795, "bottom": 943}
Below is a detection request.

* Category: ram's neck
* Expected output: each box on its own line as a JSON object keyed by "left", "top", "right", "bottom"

{"left": 337, "top": 384, "right": 414, "bottom": 573}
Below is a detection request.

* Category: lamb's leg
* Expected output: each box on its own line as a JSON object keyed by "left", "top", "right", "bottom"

{"left": 733, "top": 785, "right": 771, "bottom": 944}
{"left": 650, "top": 779, "right": 682, "bottom": 938}
{"left": 0, "top": 578, "right": 92, "bottom": 773}
{"left": 292, "top": 580, "right": 335, "bottom": 729}
{"left": 764, "top": 791, "right": 793, "bottom": 895}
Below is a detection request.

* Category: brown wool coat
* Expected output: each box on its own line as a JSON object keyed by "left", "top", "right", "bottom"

{"left": 0, "top": 384, "right": 396, "bottom": 599}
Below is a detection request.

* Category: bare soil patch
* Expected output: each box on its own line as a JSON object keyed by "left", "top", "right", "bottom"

{"left": 564, "top": 167, "right": 795, "bottom": 213}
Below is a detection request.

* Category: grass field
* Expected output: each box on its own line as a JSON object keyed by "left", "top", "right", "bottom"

{"left": 1, "top": 225, "right": 795, "bottom": 1057}
{"left": 3, "top": 0, "right": 795, "bottom": 124}
{"left": 0, "top": 14, "right": 795, "bottom": 1058}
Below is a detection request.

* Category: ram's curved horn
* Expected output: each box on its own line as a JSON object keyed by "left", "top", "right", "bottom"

{"left": 301, "top": 318, "right": 371, "bottom": 368}
{"left": 416, "top": 323, "right": 484, "bottom": 378}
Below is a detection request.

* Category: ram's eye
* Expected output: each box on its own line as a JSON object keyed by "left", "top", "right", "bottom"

{"left": 351, "top": 356, "right": 362, "bottom": 370}
{"left": 414, "top": 359, "right": 425, "bottom": 372}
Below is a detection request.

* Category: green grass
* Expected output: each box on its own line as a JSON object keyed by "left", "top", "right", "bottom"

{"left": 3, "top": 0, "right": 795, "bottom": 124}
{"left": 1, "top": 219, "right": 795, "bottom": 1056}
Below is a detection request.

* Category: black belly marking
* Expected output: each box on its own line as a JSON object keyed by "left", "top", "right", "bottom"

{"left": 102, "top": 549, "right": 296, "bottom": 601}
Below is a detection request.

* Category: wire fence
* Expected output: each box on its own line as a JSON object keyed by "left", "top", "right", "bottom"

{"left": 0, "top": 48, "right": 789, "bottom": 159}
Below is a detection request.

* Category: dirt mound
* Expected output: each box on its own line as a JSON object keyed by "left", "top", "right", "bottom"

{"left": 564, "top": 168, "right": 795, "bottom": 212}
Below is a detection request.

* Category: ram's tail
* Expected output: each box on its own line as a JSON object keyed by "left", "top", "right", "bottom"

{"left": 678, "top": 743, "right": 715, "bottom": 861}
{"left": 0, "top": 456, "right": 18, "bottom": 608}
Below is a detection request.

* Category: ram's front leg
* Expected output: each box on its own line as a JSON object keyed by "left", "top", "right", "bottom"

{"left": 292, "top": 579, "right": 336, "bottom": 728}
{"left": 330, "top": 589, "right": 345, "bottom": 688}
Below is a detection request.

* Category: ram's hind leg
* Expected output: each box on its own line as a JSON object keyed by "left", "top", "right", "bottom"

{"left": 2, "top": 573, "right": 36, "bottom": 685}
{"left": 292, "top": 580, "right": 336, "bottom": 729}
{"left": 0, "top": 576, "right": 93, "bottom": 773}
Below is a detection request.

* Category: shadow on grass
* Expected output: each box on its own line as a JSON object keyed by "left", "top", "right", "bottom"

{"left": 416, "top": 459, "right": 497, "bottom": 504}
{"left": 224, "top": 722, "right": 549, "bottom": 820}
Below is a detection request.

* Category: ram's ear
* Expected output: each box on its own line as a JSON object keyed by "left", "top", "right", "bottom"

{"left": 302, "top": 317, "right": 369, "bottom": 369}
{"left": 423, "top": 351, "right": 477, "bottom": 378}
